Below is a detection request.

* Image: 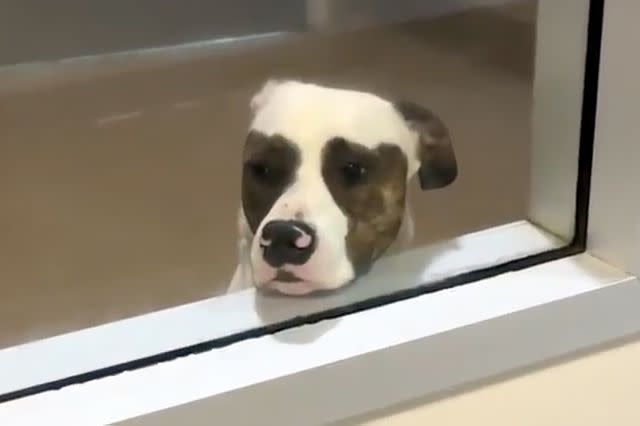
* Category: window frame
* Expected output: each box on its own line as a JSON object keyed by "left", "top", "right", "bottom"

{"left": 1, "top": 254, "right": 637, "bottom": 425}
{"left": 3, "top": 0, "right": 639, "bottom": 423}
{"left": 0, "top": 219, "right": 564, "bottom": 400}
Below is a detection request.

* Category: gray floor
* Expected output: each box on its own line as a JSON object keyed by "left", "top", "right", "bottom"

{"left": 0, "top": 2, "right": 536, "bottom": 347}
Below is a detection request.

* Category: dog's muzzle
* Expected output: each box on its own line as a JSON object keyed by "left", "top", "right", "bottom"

{"left": 259, "top": 220, "right": 317, "bottom": 268}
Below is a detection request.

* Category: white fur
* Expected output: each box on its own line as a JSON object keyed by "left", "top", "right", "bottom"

{"left": 228, "top": 80, "right": 421, "bottom": 295}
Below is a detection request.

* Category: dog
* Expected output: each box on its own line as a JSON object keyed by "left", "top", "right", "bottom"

{"left": 227, "top": 80, "right": 457, "bottom": 296}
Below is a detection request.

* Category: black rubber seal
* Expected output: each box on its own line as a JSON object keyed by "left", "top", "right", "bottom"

{"left": 0, "top": 0, "right": 604, "bottom": 405}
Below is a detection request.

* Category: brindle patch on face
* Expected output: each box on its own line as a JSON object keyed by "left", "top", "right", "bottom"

{"left": 242, "top": 131, "right": 300, "bottom": 234}
{"left": 321, "top": 137, "right": 408, "bottom": 275}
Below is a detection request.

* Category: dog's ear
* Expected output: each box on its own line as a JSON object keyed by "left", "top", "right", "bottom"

{"left": 394, "top": 101, "right": 457, "bottom": 190}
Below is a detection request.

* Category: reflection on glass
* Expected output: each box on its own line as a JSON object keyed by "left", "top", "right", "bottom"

{"left": 1, "top": 1, "right": 544, "bottom": 347}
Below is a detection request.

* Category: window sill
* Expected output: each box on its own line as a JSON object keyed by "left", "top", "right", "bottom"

{"left": 0, "top": 220, "right": 561, "bottom": 398}
{"left": 0, "top": 252, "right": 637, "bottom": 424}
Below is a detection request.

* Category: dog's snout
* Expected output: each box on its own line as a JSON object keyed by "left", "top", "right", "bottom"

{"left": 260, "top": 220, "right": 316, "bottom": 267}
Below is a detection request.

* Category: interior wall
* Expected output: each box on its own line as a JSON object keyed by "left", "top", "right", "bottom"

{"left": 344, "top": 338, "right": 640, "bottom": 425}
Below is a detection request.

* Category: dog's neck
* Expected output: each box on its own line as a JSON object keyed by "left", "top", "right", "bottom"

{"left": 385, "top": 203, "right": 415, "bottom": 256}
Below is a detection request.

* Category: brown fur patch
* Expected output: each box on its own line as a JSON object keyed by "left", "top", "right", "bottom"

{"left": 321, "top": 137, "right": 408, "bottom": 275}
{"left": 394, "top": 101, "right": 457, "bottom": 190}
{"left": 241, "top": 131, "right": 300, "bottom": 234}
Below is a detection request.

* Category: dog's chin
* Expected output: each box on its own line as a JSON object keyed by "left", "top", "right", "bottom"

{"left": 251, "top": 263, "right": 354, "bottom": 296}
{"left": 264, "top": 280, "right": 318, "bottom": 296}
{"left": 253, "top": 268, "right": 331, "bottom": 296}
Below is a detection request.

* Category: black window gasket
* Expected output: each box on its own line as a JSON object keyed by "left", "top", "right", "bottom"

{"left": 0, "top": 0, "right": 604, "bottom": 405}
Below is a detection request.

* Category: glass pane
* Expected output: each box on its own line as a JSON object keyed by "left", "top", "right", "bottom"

{"left": 0, "top": 0, "right": 591, "bottom": 384}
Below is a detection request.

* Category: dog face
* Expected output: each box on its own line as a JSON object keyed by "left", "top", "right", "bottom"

{"left": 240, "top": 80, "right": 456, "bottom": 296}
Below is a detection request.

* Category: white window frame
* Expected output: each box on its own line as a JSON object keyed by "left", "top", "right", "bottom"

{"left": 2, "top": 0, "right": 639, "bottom": 423}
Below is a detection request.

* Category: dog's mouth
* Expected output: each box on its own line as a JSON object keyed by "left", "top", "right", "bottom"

{"left": 260, "top": 270, "right": 320, "bottom": 296}
{"left": 273, "top": 270, "right": 301, "bottom": 283}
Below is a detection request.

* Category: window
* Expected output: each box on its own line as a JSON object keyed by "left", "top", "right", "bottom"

{"left": 3, "top": 0, "right": 639, "bottom": 423}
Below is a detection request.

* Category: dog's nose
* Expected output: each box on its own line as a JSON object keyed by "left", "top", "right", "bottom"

{"left": 260, "top": 220, "right": 316, "bottom": 267}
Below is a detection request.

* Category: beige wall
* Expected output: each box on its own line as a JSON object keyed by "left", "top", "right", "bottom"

{"left": 347, "top": 338, "right": 640, "bottom": 425}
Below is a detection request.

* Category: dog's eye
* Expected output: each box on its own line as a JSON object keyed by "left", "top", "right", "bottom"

{"left": 248, "top": 162, "right": 270, "bottom": 180}
{"left": 341, "top": 162, "right": 367, "bottom": 185}
{"left": 247, "top": 161, "right": 286, "bottom": 185}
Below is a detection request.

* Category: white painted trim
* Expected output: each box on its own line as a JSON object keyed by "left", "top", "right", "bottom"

{"left": 0, "top": 254, "right": 637, "bottom": 425}
{"left": 0, "top": 220, "right": 561, "bottom": 397}
{"left": 528, "top": 0, "right": 590, "bottom": 240}
{"left": 587, "top": 0, "right": 640, "bottom": 276}
{"left": 0, "top": 32, "right": 290, "bottom": 96}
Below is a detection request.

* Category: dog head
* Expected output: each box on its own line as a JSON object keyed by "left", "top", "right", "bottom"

{"left": 240, "top": 80, "right": 457, "bottom": 296}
